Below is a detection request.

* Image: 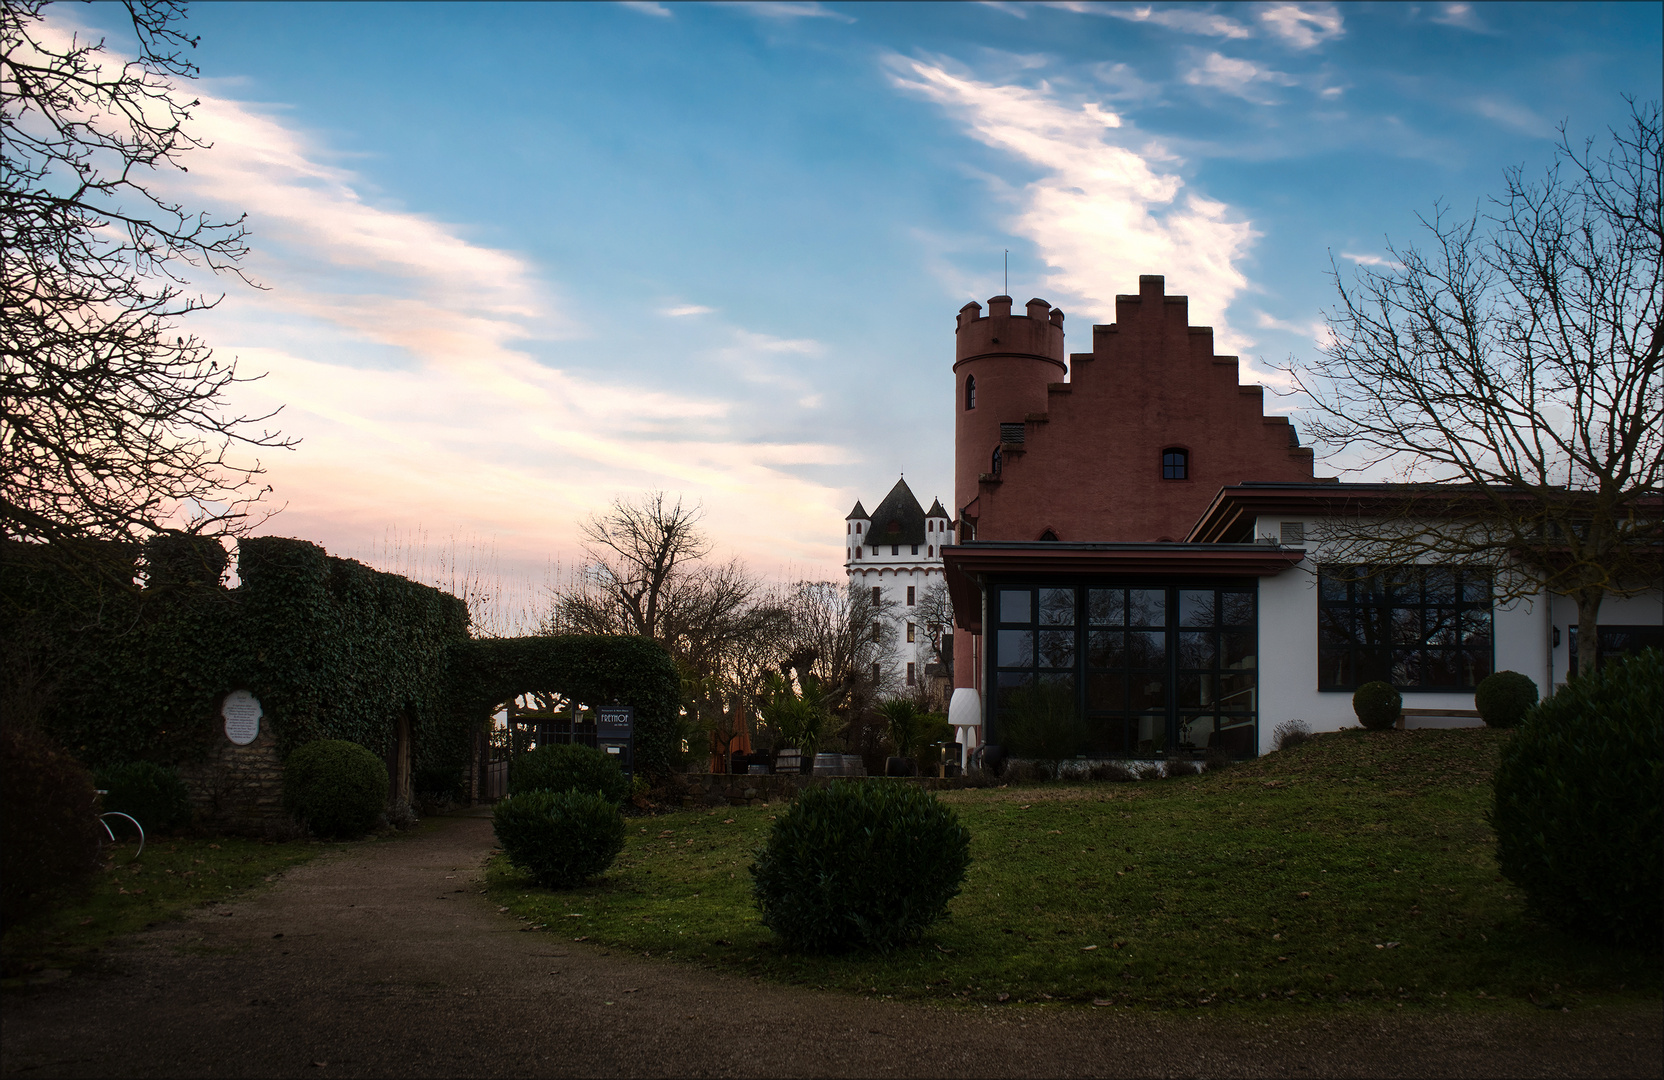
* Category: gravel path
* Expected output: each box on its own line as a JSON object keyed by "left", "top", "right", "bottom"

{"left": 2, "top": 812, "right": 1658, "bottom": 1079}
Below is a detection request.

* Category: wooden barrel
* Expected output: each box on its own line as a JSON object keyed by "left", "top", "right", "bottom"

{"left": 813, "top": 752, "right": 843, "bottom": 775}
{"left": 841, "top": 754, "right": 866, "bottom": 777}
{"left": 775, "top": 748, "right": 801, "bottom": 774}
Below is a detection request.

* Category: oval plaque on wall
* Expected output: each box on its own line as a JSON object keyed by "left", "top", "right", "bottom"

{"left": 222, "top": 690, "right": 263, "bottom": 746}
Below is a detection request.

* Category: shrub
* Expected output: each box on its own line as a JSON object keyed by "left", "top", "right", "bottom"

{"left": 1136, "top": 764, "right": 1163, "bottom": 781}
{"left": 751, "top": 780, "right": 971, "bottom": 952}
{"left": 1163, "top": 756, "right": 1199, "bottom": 778}
{"left": 1, "top": 727, "right": 102, "bottom": 927}
{"left": 493, "top": 788, "right": 625, "bottom": 889}
{"left": 508, "top": 742, "right": 629, "bottom": 804}
{"left": 282, "top": 739, "right": 389, "bottom": 838}
{"left": 1352, "top": 681, "right": 1402, "bottom": 731}
{"left": 1273, "top": 718, "right": 1313, "bottom": 751}
{"left": 1089, "top": 761, "right": 1135, "bottom": 782}
{"left": 1475, "top": 670, "right": 1539, "bottom": 729}
{"left": 1491, "top": 649, "right": 1662, "bottom": 949}
{"left": 95, "top": 761, "right": 192, "bottom": 831}
{"left": 1202, "top": 746, "right": 1233, "bottom": 773}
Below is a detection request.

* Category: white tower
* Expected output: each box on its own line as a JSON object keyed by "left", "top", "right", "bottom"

{"left": 843, "top": 478, "right": 952, "bottom": 697}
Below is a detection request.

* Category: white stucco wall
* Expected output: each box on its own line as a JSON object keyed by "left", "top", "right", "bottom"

{"left": 1252, "top": 513, "right": 1661, "bottom": 756}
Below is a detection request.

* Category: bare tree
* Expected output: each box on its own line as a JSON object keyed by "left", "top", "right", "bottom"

{"left": 914, "top": 578, "right": 955, "bottom": 684}
{"left": 781, "top": 580, "right": 897, "bottom": 729}
{"left": 2, "top": 1, "right": 289, "bottom": 550}
{"left": 561, "top": 492, "right": 712, "bottom": 642}
{"left": 1285, "top": 101, "right": 1663, "bottom": 676}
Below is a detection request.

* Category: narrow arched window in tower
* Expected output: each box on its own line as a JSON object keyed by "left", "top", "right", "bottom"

{"left": 965, "top": 375, "right": 976, "bottom": 410}
{"left": 1162, "top": 447, "right": 1189, "bottom": 480}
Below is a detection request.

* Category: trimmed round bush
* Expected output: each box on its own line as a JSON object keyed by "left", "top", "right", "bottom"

{"left": 751, "top": 780, "right": 972, "bottom": 953}
{"left": 96, "top": 761, "right": 192, "bottom": 831}
{"left": 1, "top": 727, "right": 102, "bottom": 927}
{"left": 282, "top": 739, "right": 389, "bottom": 838}
{"left": 1475, "top": 670, "right": 1539, "bottom": 729}
{"left": 1491, "top": 649, "right": 1662, "bottom": 948}
{"left": 508, "top": 741, "right": 629, "bottom": 803}
{"left": 492, "top": 788, "right": 625, "bottom": 888}
{"left": 1352, "top": 681, "right": 1402, "bottom": 731}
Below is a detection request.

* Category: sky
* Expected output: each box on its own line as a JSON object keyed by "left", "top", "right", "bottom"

{"left": 47, "top": 1, "right": 1662, "bottom": 626}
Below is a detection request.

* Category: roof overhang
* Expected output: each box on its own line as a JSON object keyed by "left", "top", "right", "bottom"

{"left": 940, "top": 542, "right": 1307, "bottom": 633}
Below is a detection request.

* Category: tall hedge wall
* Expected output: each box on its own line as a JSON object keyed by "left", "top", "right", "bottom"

{"left": 450, "top": 634, "right": 682, "bottom": 778}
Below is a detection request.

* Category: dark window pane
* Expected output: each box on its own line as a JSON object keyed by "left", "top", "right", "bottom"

{"left": 1223, "top": 632, "right": 1256, "bottom": 669}
{"left": 1392, "top": 650, "right": 1423, "bottom": 687}
{"left": 1221, "top": 591, "right": 1255, "bottom": 627}
{"left": 1088, "top": 588, "right": 1125, "bottom": 626}
{"left": 1356, "top": 571, "right": 1388, "bottom": 603}
{"left": 1386, "top": 566, "right": 1420, "bottom": 602}
{"left": 1318, "top": 648, "right": 1351, "bottom": 689}
{"left": 1129, "top": 676, "right": 1167, "bottom": 709}
{"left": 1424, "top": 568, "right": 1456, "bottom": 603}
{"left": 997, "top": 629, "right": 1034, "bottom": 668}
{"left": 1425, "top": 607, "right": 1459, "bottom": 646}
{"left": 1462, "top": 644, "right": 1493, "bottom": 685}
{"left": 1178, "top": 630, "right": 1216, "bottom": 668}
{"left": 1356, "top": 648, "right": 1391, "bottom": 684}
{"left": 1177, "top": 674, "right": 1215, "bottom": 708}
{"left": 1038, "top": 587, "right": 1075, "bottom": 626}
{"left": 1391, "top": 607, "right": 1422, "bottom": 646}
{"left": 1460, "top": 573, "right": 1492, "bottom": 603}
{"left": 995, "top": 671, "right": 1034, "bottom": 711}
{"left": 1319, "top": 572, "right": 1349, "bottom": 602}
{"left": 1423, "top": 649, "right": 1460, "bottom": 687}
{"left": 1178, "top": 589, "right": 1216, "bottom": 627}
{"left": 1038, "top": 630, "right": 1076, "bottom": 669}
{"left": 1135, "top": 712, "right": 1162, "bottom": 756}
{"left": 999, "top": 589, "right": 1031, "bottom": 624}
{"left": 1460, "top": 610, "right": 1492, "bottom": 646}
{"left": 1218, "top": 672, "right": 1256, "bottom": 711}
{"left": 1087, "top": 630, "right": 1126, "bottom": 669}
{"left": 1177, "top": 714, "right": 1215, "bottom": 750}
{"left": 1039, "top": 671, "right": 1076, "bottom": 695}
{"left": 1087, "top": 715, "right": 1134, "bottom": 756}
{"left": 1086, "top": 673, "right": 1126, "bottom": 710}
{"left": 1357, "top": 607, "right": 1391, "bottom": 646}
{"left": 1216, "top": 721, "right": 1255, "bottom": 758}
{"left": 1128, "top": 630, "right": 1167, "bottom": 668}
{"left": 1128, "top": 589, "right": 1166, "bottom": 627}
{"left": 1319, "top": 608, "right": 1354, "bottom": 646}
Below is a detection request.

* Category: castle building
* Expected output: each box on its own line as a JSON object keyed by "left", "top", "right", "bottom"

{"left": 844, "top": 477, "right": 951, "bottom": 692}
{"left": 941, "top": 277, "right": 1661, "bottom": 761}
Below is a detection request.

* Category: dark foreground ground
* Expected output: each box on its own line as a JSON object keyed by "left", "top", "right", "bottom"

{"left": 2, "top": 812, "right": 1658, "bottom": 1079}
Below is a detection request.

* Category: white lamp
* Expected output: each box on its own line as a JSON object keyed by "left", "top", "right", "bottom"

{"left": 948, "top": 687, "right": 982, "bottom": 729}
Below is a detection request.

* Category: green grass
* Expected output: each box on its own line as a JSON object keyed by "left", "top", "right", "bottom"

{"left": 2, "top": 833, "right": 338, "bottom": 978}
{"left": 487, "top": 727, "right": 1661, "bottom": 1013}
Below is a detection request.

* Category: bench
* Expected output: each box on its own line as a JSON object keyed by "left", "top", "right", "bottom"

{"left": 1396, "top": 708, "right": 1482, "bottom": 731}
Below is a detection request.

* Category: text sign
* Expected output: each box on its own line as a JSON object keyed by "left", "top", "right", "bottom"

{"left": 596, "top": 706, "right": 634, "bottom": 739}
{"left": 222, "top": 690, "right": 263, "bottom": 746}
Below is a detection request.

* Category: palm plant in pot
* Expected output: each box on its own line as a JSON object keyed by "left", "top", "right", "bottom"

{"left": 760, "top": 672, "right": 830, "bottom": 774}
{"left": 879, "top": 698, "right": 926, "bottom": 776}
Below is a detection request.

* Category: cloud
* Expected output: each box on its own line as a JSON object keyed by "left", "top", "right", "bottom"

{"left": 1257, "top": 3, "right": 1344, "bottom": 49}
{"left": 887, "top": 54, "right": 1257, "bottom": 348}
{"left": 661, "top": 304, "right": 715, "bottom": 317}
{"left": 1091, "top": 61, "right": 1163, "bottom": 101}
{"left": 619, "top": 1, "right": 673, "bottom": 15}
{"left": 1183, "top": 51, "right": 1297, "bottom": 103}
{"left": 1339, "top": 251, "right": 1403, "bottom": 270}
{"left": 1254, "top": 309, "right": 1329, "bottom": 343}
{"left": 1429, "top": 3, "right": 1493, "bottom": 32}
{"left": 725, "top": 1, "right": 856, "bottom": 22}
{"left": 1471, "top": 96, "right": 1554, "bottom": 137}
{"left": 1081, "top": 4, "right": 1253, "bottom": 39}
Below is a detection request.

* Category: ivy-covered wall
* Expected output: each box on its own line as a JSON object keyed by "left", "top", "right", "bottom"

{"left": 2, "top": 538, "right": 685, "bottom": 791}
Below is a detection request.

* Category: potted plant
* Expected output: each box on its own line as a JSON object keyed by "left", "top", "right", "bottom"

{"left": 879, "top": 698, "right": 926, "bottom": 777}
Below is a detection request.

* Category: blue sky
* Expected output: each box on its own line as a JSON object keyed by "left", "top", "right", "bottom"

{"left": 50, "top": 1, "right": 1662, "bottom": 613}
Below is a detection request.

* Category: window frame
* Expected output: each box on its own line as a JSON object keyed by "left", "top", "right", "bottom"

{"left": 1316, "top": 564, "right": 1494, "bottom": 692}
{"left": 1161, "top": 447, "right": 1189, "bottom": 480}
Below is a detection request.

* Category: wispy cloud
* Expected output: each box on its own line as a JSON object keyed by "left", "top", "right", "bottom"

{"left": 726, "top": 1, "right": 856, "bottom": 22}
{"left": 1254, "top": 309, "right": 1329, "bottom": 343}
{"left": 1082, "top": 3, "right": 1253, "bottom": 39}
{"left": 619, "top": 1, "right": 673, "bottom": 16}
{"left": 1340, "top": 251, "right": 1403, "bottom": 269}
{"left": 1257, "top": 3, "right": 1344, "bottom": 50}
{"left": 1471, "top": 96, "right": 1554, "bottom": 137}
{"left": 1429, "top": 3, "right": 1493, "bottom": 33}
{"left": 887, "top": 54, "right": 1257, "bottom": 348}
{"left": 1183, "top": 51, "right": 1297, "bottom": 103}
{"left": 661, "top": 303, "right": 715, "bottom": 316}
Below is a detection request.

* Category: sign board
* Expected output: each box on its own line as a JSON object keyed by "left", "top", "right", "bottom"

{"left": 222, "top": 690, "right": 263, "bottom": 746}
{"left": 596, "top": 706, "right": 634, "bottom": 739}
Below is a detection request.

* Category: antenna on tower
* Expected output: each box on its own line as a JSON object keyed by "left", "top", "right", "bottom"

{"left": 1004, "top": 249, "right": 1008, "bottom": 295}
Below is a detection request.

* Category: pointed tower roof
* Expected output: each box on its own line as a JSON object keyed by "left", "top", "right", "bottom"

{"left": 869, "top": 477, "right": 926, "bottom": 545}
{"left": 925, "top": 497, "right": 948, "bottom": 518}
{"left": 845, "top": 501, "right": 869, "bottom": 521}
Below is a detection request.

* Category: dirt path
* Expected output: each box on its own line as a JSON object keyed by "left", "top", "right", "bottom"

{"left": 2, "top": 813, "right": 1658, "bottom": 1079}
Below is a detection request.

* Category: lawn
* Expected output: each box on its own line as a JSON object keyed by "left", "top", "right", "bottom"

{"left": 487, "top": 727, "right": 1660, "bottom": 1013}
{"left": 1, "top": 833, "right": 340, "bottom": 980}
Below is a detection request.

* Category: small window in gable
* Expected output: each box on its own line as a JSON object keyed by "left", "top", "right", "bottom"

{"left": 1162, "top": 448, "right": 1189, "bottom": 480}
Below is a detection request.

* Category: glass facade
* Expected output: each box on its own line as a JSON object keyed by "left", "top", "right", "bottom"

{"left": 1317, "top": 565, "right": 1493, "bottom": 691}
{"left": 991, "top": 580, "right": 1258, "bottom": 758}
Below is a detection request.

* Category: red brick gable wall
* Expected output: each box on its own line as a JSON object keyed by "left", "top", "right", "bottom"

{"left": 954, "top": 276, "right": 1315, "bottom": 544}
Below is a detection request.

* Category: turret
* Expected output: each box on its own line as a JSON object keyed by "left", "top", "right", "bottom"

{"left": 845, "top": 500, "right": 870, "bottom": 564}
{"left": 953, "top": 296, "right": 1066, "bottom": 538}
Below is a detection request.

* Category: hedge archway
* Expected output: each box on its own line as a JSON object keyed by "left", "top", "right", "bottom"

{"left": 452, "top": 635, "right": 681, "bottom": 778}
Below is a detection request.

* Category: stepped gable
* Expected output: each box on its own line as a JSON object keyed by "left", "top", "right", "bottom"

{"left": 925, "top": 497, "right": 949, "bottom": 519}
{"left": 868, "top": 478, "right": 926, "bottom": 546}
{"left": 845, "top": 500, "right": 869, "bottom": 521}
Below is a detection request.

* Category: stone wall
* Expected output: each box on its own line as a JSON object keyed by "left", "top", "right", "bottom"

{"left": 663, "top": 771, "right": 979, "bottom": 808}
{"left": 176, "top": 725, "right": 292, "bottom": 834}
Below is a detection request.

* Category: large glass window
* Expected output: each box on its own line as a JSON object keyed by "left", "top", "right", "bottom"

{"left": 1317, "top": 565, "right": 1493, "bottom": 691}
{"left": 993, "top": 582, "right": 1257, "bottom": 758}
